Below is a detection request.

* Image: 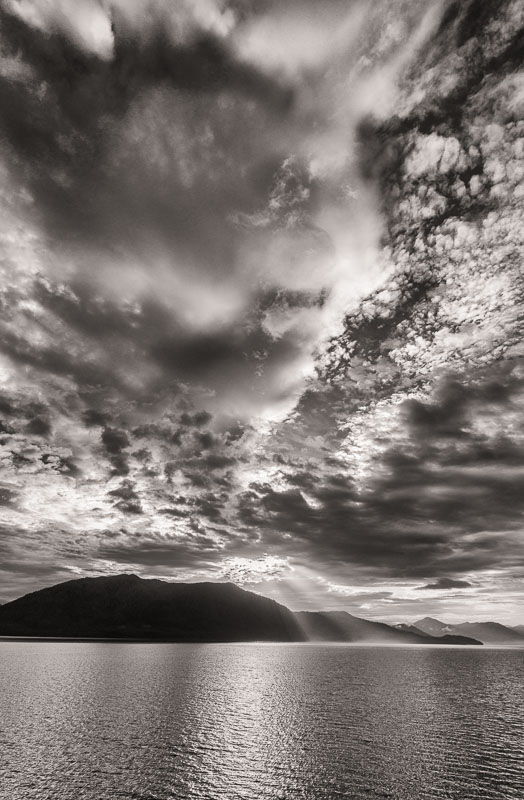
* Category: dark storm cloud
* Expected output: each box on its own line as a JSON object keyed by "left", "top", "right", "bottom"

{"left": 0, "top": 0, "right": 317, "bottom": 412}
{"left": 0, "top": 323, "right": 126, "bottom": 394}
{"left": 0, "top": 487, "right": 19, "bottom": 508}
{"left": 109, "top": 455, "right": 130, "bottom": 477}
{"left": 101, "top": 428, "right": 130, "bottom": 455}
{"left": 0, "top": 4, "right": 291, "bottom": 171}
{"left": 108, "top": 479, "right": 139, "bottom": 502}
{"left": 0, "top": 1, "right": 291, "bottom": 294}
{"left": 158, "top": 507, "right": 191, "bottom": 519}
{"left": 0, "top": 396, "right": 50, "bottom": 426}
{"left": 40, "top": 452, "right": 80, "bottom": 478}
{"left": 238, "top": 479, "right": 458, "bottom": 579}
{"left": 418, "top": 577, "right": 472, "bottom": 590}
{"left": 29, "top": 269, "right": 304, "bottom": 409}
{"left": 402, "top": 376, "right": 515, "bottom": 441}
{"left": 25, "top": 416, "right": 52, "bottom": 437}
{"left": 180, "top": 411, "right": 213, "bottom": 427}
{"left": 237, "top": 366, "right": 524, "bottom": 582}
{"left": 115, "top": 501, "right": 143, "bottom": 515}
{"left": 202, "top": 453, "right": 236, "bottom": 470}
{"left": 101, "top": 427, "right": 131, "bottom": 476}
{"left": 108, "top": 480, "right": 143, "bottom": 514}
{"left": 194, "top": 493, "right": 227, "bottom": 520}
{"left": 98, "top": 537, "right": 223, "bottom": 569}
{"left": 83, "top": 409, "right": 110, "bottom": 428}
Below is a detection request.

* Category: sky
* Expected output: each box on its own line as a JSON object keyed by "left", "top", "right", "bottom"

{"left": 0, "top": 0, "right": 523, "bottom": 623}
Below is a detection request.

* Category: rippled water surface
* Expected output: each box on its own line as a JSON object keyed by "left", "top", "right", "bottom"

{"left": 1, "top": 643, "right": 523, "bottom": 800}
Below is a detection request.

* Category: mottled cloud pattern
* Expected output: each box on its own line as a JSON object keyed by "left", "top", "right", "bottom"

{"left": 0, "top": 0, "right": 523, "bottom": 623}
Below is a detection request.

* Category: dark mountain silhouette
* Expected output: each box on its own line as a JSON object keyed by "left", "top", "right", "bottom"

{"left": 0, "top": 575, "right": 484, "bottom": 644}
{"left": 0, "top": 574, "right": 304, "bottom": 642}
{"left": 413, "top": 617, "right": 524, "bottom": 644}
{"left": 513, "top": 625, "right": 524, "bottom": 635}
{"left": 296, "top": 611, "right": 481, "bottom": 645}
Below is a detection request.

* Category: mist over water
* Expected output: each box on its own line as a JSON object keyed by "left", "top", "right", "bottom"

{"left": 1, "top": 643, "right": 523, "bottom": 800}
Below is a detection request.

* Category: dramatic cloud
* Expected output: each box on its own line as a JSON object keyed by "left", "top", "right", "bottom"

{"left": 0, "top": 0, "right": 523, "bottom": 624}
{"left": 418, "top": 578, "right": 472, "bottom": 590}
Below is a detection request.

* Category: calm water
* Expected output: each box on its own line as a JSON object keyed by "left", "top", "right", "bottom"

{"left": 0, "top": 643, "right": 523, "bottom": 800}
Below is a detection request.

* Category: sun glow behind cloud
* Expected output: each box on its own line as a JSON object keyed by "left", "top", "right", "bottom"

{"left": 219, "top": 555, "right": 294, "bottom": 584}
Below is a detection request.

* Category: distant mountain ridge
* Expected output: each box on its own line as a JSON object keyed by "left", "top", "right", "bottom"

{"left": 296, "top": 611, "right": 480, "bottom": 645}
{"left": 0, "top": 575, "right": 484, "bottom": 644}
{"left": 413, "top": 617, "right": 524, "bottom": 645}
{"left": 393, "top": 622, "right": 479, "bottom": 645}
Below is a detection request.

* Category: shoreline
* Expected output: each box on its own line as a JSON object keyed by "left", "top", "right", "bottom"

{"left": 2, "top": 637, "right": 523, "bottom": 648}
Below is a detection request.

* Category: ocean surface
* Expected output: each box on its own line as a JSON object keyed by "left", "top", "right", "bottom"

{"left": 0, "top": 643, "right": 523, "bottom": 800}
